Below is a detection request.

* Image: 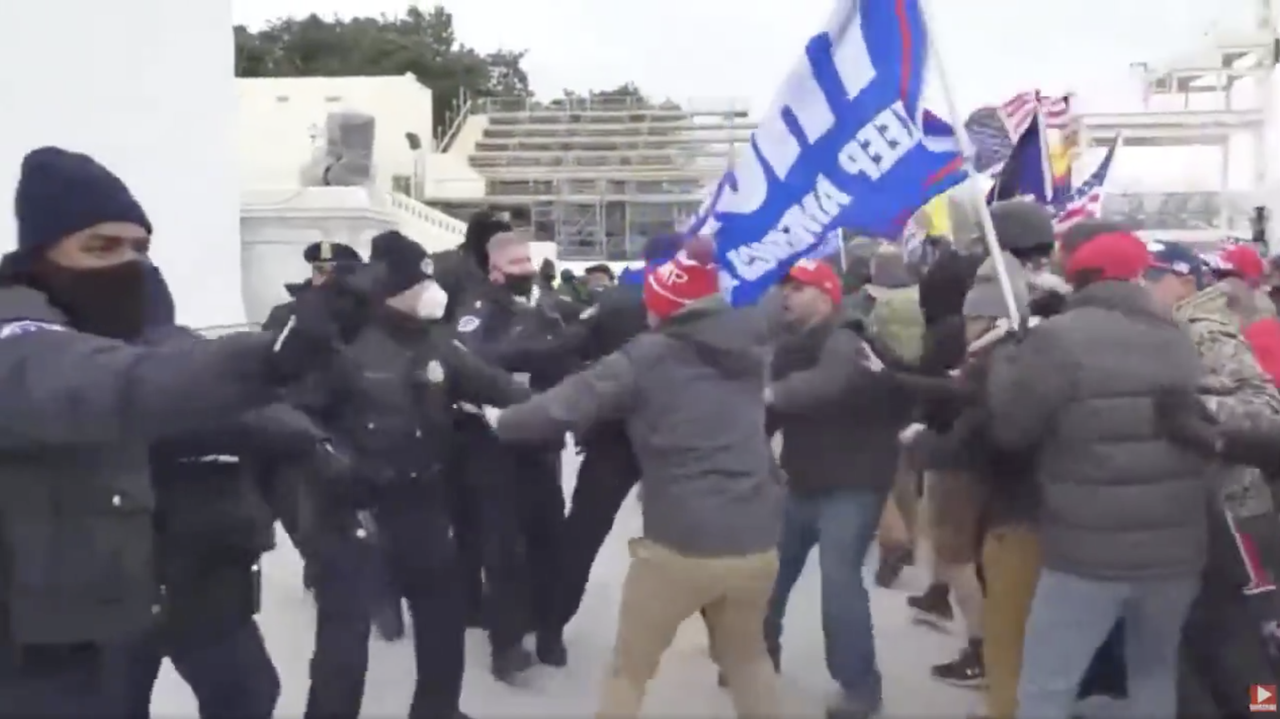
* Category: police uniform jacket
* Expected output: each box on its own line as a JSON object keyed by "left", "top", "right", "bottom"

{"left": 0, "top": 285, "right": 287, "bottom": 646}
{"left": 305, "top": 307, "right": 529, "bottom": 516}
{"left": 143, "top": 325, "right": 326, "bottom": 639}
{"left": 453, "top": 282, "right": 585, "bottom": 392}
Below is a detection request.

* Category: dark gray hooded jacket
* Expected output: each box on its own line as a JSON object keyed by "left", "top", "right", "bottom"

{"left": 495, "top": 297, "right": 784, "bottom": 557}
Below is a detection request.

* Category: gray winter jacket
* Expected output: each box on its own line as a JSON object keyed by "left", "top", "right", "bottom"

{"left": 985, "top": 280, "right": 1212, "bottom": 580}
{"left": 495, "top": 297, "right": 784, "bottom": 557}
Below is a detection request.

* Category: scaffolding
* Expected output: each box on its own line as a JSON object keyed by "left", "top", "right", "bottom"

{"left": 466, "top": 95, "right": 753, "bottom": 260}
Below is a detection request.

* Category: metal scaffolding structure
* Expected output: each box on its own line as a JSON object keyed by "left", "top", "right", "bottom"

{"left": 466, "top": 95, "right": 754, "bottom": 260}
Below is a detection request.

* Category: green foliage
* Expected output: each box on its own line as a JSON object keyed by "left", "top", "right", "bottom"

{"left": 234, "top": 5, "right": 659, "bottom": 140}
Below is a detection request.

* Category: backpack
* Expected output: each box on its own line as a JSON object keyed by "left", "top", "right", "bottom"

{"left": 867, "top": 285, "right": 925, "bottom": 364}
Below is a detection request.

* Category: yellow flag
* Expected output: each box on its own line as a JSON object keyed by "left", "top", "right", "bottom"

{"left": 920, "top": 195, "right": 952, "bottom": 238}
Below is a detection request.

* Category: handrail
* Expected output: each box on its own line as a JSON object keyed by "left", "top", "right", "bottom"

{"left": 437, "top": 97, "right": 474, "bottom": 153}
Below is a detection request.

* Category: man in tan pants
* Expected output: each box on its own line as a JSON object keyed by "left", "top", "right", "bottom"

{"left": 487, "top": 247, "right": 788, "bottom": 719}
{"left": 598, "top": 539, "right": 780, "bottom": 717}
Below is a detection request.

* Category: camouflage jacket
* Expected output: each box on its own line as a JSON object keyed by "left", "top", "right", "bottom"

{"left": 1174, "top": 284, "right": 1280, "bottom": 519}
{"left": 1216, "top": 277, "right": 1277, "bottom": 329}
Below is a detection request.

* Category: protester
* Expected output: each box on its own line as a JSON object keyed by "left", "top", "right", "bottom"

{"left": 1141, "top": 239, "right": 1280, "bottom": 718}
{"left": 764, "top": 258, "right": 909, "bottom": 718}
{"left": 986, "top": 230, "right": 1209, "bottom": 719}
{"left": 488, "top": 245, "right": 785, "bottom": 719}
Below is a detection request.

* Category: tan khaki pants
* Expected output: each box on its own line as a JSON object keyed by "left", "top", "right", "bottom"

{"left": 597, "top": 539, "right": 780, "bottom": 719}
{"left": 981, "top": 526, "right": 1042, "bottom": 719}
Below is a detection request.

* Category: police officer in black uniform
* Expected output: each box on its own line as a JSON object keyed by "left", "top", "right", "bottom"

{"left": 263, "top": 240, "right": 364, "bottom": 332}
{"left": 262, "top": 240, "right": 364, "bottom": 595}
{"left": 301, "top": 230, "right": 529, "bottom": 719}
{"left": 452, "top": 229, "right": 585, "bottom": 683}
{"left": 433, "top": 209, "right": 512, "bottom": 323}
{"left": 553, "top": 267, "right": 649, "bottom": 634}
{"left": 0, "top": 146, "right": 370, "bottom": 718}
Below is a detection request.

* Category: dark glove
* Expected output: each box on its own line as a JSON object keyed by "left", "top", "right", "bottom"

{"left": 1153, "top": 388, "right": 1221, "bottom": 456}
{"left": 268, "top": 264, "right": 382, "bottom": 382}
{"left": 312, "top": 440, "right": 356, "bottom": 484}
{"left": 1028, "top": 291, "right": 1068, "bottom": 318}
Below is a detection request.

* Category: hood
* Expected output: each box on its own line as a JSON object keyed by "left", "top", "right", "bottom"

{"left": 1068, "top": 279, "right": 1174, "bottom": 326}
{"left": 143, "top": 263, "right": 175, "bottom": 328}
{"left": 657, "top": 295, "right": 768, "bottom": 380}
{"left": 1174, "top": 283, "right": 1234, "bottom": 329}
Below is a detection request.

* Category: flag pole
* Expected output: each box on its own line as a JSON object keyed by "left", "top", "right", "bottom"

{"left": 920, "top": 0, "right": 1024, "bottom": 327}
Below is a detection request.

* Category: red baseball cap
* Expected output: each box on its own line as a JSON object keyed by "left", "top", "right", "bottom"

{"left": 785, "top": 258, "right": 842, "bottom": 305}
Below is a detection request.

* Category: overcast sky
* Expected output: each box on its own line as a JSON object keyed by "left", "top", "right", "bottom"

{"left": 231, "top": 0, "right": 1267, "bottom": 190}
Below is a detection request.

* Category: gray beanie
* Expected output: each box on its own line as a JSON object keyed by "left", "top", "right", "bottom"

{"left": 963, "top": 251, "right": 1030, "bottom": 319}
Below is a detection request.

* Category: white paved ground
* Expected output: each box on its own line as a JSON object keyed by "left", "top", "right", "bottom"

{"left": 151, "top": 450, "right": 979, "bottom": 717}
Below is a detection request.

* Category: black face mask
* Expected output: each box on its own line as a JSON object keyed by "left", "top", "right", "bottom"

{"left": 503, "top": 273, "right": 536, "bottom": 297}
{"left": 32, "top": 259, "right": 147, "bottom": 340}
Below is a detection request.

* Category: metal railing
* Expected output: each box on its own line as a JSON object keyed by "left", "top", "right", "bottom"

{"left": 436, "top": 96, "right": 474, "bottom": 152}
{"left": 475, "top": 95, "right": 752, "bottom": 116}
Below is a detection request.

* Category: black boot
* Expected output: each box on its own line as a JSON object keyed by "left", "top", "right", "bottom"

{"left": 536, "top": 631, "right": 568, "bottom": 667}
{"left": 373, "top": 601, "right": 406, "bottom": 642}
{"left": 491, "top": 646, "right": 536, "bottom": 685}
{"left": 931, "top": 638, "right": 985, "bottom": 688}
{"left": 907, "top": 582, "right": 953, "bottom": 630}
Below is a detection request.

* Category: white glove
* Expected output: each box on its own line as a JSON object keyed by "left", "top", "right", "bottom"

{"left": 860, "top": 343, "right": 885, "bottom": 372}
{"left": 481, "top": 405, "right": 503, "bottom": 429}
{"left": 899, "top": 422, "right": 926, "bottom": 444}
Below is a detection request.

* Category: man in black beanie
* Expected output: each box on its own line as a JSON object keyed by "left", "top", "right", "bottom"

{"left": 0, "top": 146, "right": 372, "bottom": 717}
{"left": 299, "top": 229, "right": 528, "bottom": 719}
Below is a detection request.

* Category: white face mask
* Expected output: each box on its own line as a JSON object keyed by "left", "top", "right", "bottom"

{"left": 416, "top": 279, "right": 449, "bottom": 320}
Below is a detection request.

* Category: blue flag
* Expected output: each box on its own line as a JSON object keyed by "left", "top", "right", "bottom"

{"left": 987, "top": 113, "right": 1051, "bottom": 204}
{"left": 692, "top": 0, "right": 969, "bottom": 307}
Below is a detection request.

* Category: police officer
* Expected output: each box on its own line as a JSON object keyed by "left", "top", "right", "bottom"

{"left": 554, "top": 266, "right": 648, "bottom": 634}
{"left": 452, "top": 229, "right": 584, "bottom": 682}
{"left": 433, "top": 209, "right": 513, "bottom": 323}
{"left": 118, "top": 265, "right": 349, "bottom": 718}
{"left": 301, "top": 230, "right": 529, "bottom": 719}
{"left": 262, "top": 240, "right": 364, "bottom": 594}
{"left": 263, "top": 240, "right": 364, "bottom": 332}
{"left": 0, "top": 146, "right": 368, "bottom": 718}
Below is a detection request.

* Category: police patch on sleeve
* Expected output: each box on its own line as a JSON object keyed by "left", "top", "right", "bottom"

{"left": 456, "top": 316, "right": 480, "bottom": 333}
{"left": 0, "top": 320, "right": 66, "bottom": 339}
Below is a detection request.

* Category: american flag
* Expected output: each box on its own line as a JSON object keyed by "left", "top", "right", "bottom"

{"left": 1051, "top": 140, "right": 1117, "bottom": 231}
{"left": 966, "top": 91, "right": 1074, "bottom": 175}
{"left": 998, "top": 91, "right": 1074, "bottom": 140}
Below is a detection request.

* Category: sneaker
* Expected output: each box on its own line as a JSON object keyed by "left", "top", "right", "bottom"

{"left": 907, "top": 583, "right": 953, "bottom": 630}
{"left": 931, "top": 640, "right": 985, "bottom": 688}
{"left": 825, "top": 690, "right": 883, "bottom": 719}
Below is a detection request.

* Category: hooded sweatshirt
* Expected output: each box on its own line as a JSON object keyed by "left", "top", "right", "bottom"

{"left": 494, "top": 297, "right": 783, "bottom": 557}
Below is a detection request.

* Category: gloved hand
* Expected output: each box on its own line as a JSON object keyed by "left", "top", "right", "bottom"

{"left": 1153, "top": 388, "right": 1221, "bottom": 456}
{"left": 481, "top": 405, "right": 503, "bottom": 429}
{"left": 268, "top": 265, "right": 381, "bottom": 383}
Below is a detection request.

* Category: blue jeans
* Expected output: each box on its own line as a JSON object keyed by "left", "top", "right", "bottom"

{"left": 1016, "top": 568, "right": 1199, "bottom": 719}
{"left": 764, "top": 488, "right": 884, "bottom": 701}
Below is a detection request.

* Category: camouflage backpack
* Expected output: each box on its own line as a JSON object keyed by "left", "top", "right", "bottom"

{"left": 866, "top": 285, "right": 925, "bottom": 364}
